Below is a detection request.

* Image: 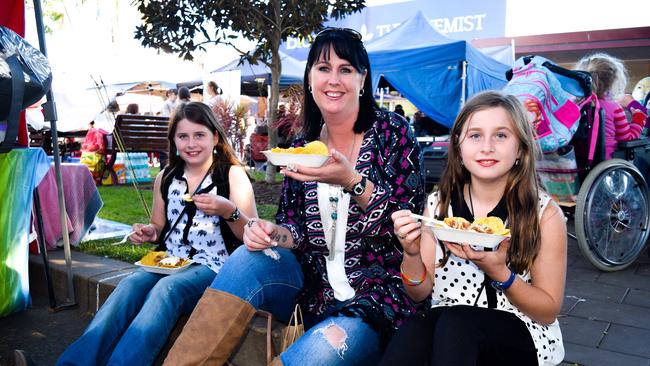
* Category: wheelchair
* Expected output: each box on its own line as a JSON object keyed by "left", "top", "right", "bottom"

{"left": 572, "top": 136, "right": 650, "bottom": 271}
{"left": 518, "top": 56, "right": 650, "bottom": 271}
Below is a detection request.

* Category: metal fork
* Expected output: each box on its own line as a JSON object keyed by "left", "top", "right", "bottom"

{"left": 110, "top": 231, "right": 136, "bottom": 246}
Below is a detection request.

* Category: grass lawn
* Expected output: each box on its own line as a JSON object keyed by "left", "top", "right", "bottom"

{"left": 249, "top": 169, "right": 284, "bottom": 183}
{"left": 79, "top": 167, "right": 280, "bottom": 263}
{"left": 257, "top": 204, "right": 278, "bottom": 221}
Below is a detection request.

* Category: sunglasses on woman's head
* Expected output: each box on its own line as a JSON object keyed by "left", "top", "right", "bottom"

{"left": 315, "top": 27, "right": 363, "bottom": 41}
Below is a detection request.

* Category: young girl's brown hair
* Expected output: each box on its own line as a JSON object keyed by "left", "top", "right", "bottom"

{"left": 436, "top": 91, "right": 541, "bottom": 273}
{"left": 165, "top": 102, "right": 242, "bottom": 181}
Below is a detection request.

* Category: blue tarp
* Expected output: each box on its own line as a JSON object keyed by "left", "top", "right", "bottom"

{"left": 366, "top": 11, "right": 510, "bottom": 127}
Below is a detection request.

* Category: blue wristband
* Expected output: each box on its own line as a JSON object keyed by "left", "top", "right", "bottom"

{"left": 491, "top": 269, "right": 516, "bottom": 292}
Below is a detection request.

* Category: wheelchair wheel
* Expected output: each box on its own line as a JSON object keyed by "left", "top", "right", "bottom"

{"left": 575, "top": 159, "right": 650, "bottom": 271}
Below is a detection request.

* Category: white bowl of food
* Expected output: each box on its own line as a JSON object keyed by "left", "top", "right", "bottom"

{"left": 416, "top": 215, "right": 510, "bottom": 249}
{"left": 429, "top": 226, "right": 508, "bottom": 249}
{"left": 262, "top": 141, "right": 330, "bottom": 168}
{"left": 261, "top": 151, "right": 330, "bottom": 168}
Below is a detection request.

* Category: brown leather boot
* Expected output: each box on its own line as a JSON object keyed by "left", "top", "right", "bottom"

{"left": 163, "top": 288, "right": 256, "bottom": 366}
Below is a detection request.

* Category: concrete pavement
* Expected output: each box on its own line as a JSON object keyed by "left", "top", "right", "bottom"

{"left": 560, "top": 236, "right": 650, "bottom": 366}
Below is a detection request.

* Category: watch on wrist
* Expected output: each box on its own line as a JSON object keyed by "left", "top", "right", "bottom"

{"left": 343, "top": 176, "right": 367, "bottom": 197}
{"left": 224, "top": 207, "right": 240, "bottom": 222}
{"left": 491, "top": 269, "right": 516, "bottom": 292}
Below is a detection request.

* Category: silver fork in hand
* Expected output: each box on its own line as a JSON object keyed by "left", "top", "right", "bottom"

{"left": 110, "top": 231, "right": 136, "bottom": 246}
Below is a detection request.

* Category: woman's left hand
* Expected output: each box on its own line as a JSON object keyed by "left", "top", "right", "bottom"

{"left": 280, "top": 148, "right": 356, "bottom": 186}
{"left": 445, "top": 238, "right": 511, "bottom": 280}
{"left": 192, "top": 193, "right": 234, "bottom": 217}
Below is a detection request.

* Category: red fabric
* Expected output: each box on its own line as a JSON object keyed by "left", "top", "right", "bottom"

{"left": 17, "top": 114, "right": 28, "bottom": 146}
{"left": 0, "top": 0, "right": 25, "bottom": 36}
{"left": 81, "top": 128, "right": 108, "bottom": 153}
{"left": 250, "top": 133, "right": 269, "bottom": 161}
{"left": 1, "top": 0, "right": 29, "bottom": 147}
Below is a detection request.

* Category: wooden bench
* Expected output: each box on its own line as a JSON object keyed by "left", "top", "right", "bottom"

{"left": 112, "top": 114, "right": 169, "bottom": 154}
{"left": 102, "top": 114, "right": 169, "bottom": 185}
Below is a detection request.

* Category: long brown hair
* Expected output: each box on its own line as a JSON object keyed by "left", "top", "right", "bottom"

{"left": 436, "top": 91, "right": 541, "bottom": 273}
{"left": 165, "top": 102, "right": 242, "bottom": 182}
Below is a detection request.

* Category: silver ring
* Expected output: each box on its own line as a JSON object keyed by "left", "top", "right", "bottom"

{"left": 246, "top": 219, "right": 257, "bottom": 228}
{"left": 286, "top": 164, "right": 298, "bottom": 172}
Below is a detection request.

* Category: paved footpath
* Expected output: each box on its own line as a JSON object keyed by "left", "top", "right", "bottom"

{"left": 1, "top": 233, "right": 649, "bottom": 366}
{"left": 560, "top": 233, "right": 650, "bottom": 366}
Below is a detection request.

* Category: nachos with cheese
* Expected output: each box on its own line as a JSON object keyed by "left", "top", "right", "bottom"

{"left": 271, "top": 140, "right": 329, "bottom": 155}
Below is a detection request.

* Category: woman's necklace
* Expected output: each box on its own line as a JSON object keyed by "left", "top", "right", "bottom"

{"left": 321, "top": 127, "right": 357, "bottom": 258}
{"left": 327, "top": 133, "right": 357, "bottom": 230}
{"left": 324, "top": 128, "right": 358, "bottom": 165}
{"left": 326, "top": 184, "right": 343, "bottom": 260}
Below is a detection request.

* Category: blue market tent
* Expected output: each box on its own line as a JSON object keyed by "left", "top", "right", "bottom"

{"left": 366, "top": 11, "right": 510, "bottom": 127}
{"left": 213, "top": 52, "right": 306, "bottom": 96}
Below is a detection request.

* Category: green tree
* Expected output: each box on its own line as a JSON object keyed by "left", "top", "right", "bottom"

{"left": 134, "top": 0, "right": 365, "bottom": 182}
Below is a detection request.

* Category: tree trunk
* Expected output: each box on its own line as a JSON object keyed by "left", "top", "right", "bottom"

{"left": 264, "top": 34, "right": 282, "bottom": 183}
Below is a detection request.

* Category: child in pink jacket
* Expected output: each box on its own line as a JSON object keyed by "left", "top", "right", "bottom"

{"left": 575, "top": 53, "right": 647, "bottom": 159}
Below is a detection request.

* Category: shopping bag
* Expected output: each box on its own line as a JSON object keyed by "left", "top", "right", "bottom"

{"left": 280, "top": 304, "right": 304, "bottom": 353}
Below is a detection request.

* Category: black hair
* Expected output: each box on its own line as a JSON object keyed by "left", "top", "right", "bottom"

{"left": 105, "top": 100, "right": 120, "bottom": 113}
{"left": 126, "top": 103, "right": 139, "bottom": 114}
{"left": 302, "top": 29, "right": 377, "bottom": 141}
{"left": 178, "top": 86, "right": 191, "bottom": 101}
{"left": 207, "top": 81, "right": 220, "bottom": 95}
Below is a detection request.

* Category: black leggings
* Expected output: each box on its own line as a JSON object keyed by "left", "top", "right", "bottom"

{"left": 380, "top": 305, "right": 538, "bottom": 366}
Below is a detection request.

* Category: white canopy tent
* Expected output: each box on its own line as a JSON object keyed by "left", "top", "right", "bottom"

{"left": 28, "top": 30, "right": 203, "bottom": 133}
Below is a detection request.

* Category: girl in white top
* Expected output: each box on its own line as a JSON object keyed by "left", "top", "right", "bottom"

{"left": 381, "top": 91, "right": 567, "bottom": 366}
{"left": 57, "top": 102, "right": 257, "bottom": 366}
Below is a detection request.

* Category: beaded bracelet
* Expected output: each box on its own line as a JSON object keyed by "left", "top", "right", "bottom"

{"left": 400, "top": 261, "right": 427, "bottom": 286}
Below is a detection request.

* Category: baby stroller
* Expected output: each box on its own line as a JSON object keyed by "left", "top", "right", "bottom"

{"left": 505, "top": 55, "right": 650, "bottom": 271}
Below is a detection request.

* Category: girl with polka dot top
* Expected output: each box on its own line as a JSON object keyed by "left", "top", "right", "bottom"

{"left": 381, "top": 91, "right": 567, "bottom": 366}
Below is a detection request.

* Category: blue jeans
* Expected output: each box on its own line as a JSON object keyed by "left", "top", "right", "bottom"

{"left": 57, "top": 265, "right": 215, "bottom": 366}
{"left": 211, "top": 246, "right": 380, "bottom": 365}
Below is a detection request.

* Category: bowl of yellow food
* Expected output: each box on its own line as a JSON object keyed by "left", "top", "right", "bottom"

{"left": 427, "top": 216, "right": 510, "bottom": 249}
{"left": 262, "top": 141, "right": 330, "bottom": 168}
{"left": 135, "top": 251, "right": 193, "bottom": 275}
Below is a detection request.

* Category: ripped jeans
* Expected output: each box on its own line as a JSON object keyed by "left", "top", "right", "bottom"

{"left": 209, "top": 246, "right": 381, "bottom": 366}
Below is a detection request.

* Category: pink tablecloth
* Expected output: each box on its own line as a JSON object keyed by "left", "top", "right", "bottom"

{"left": 35, "top": 163, "right": 103, "bottom": 250}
